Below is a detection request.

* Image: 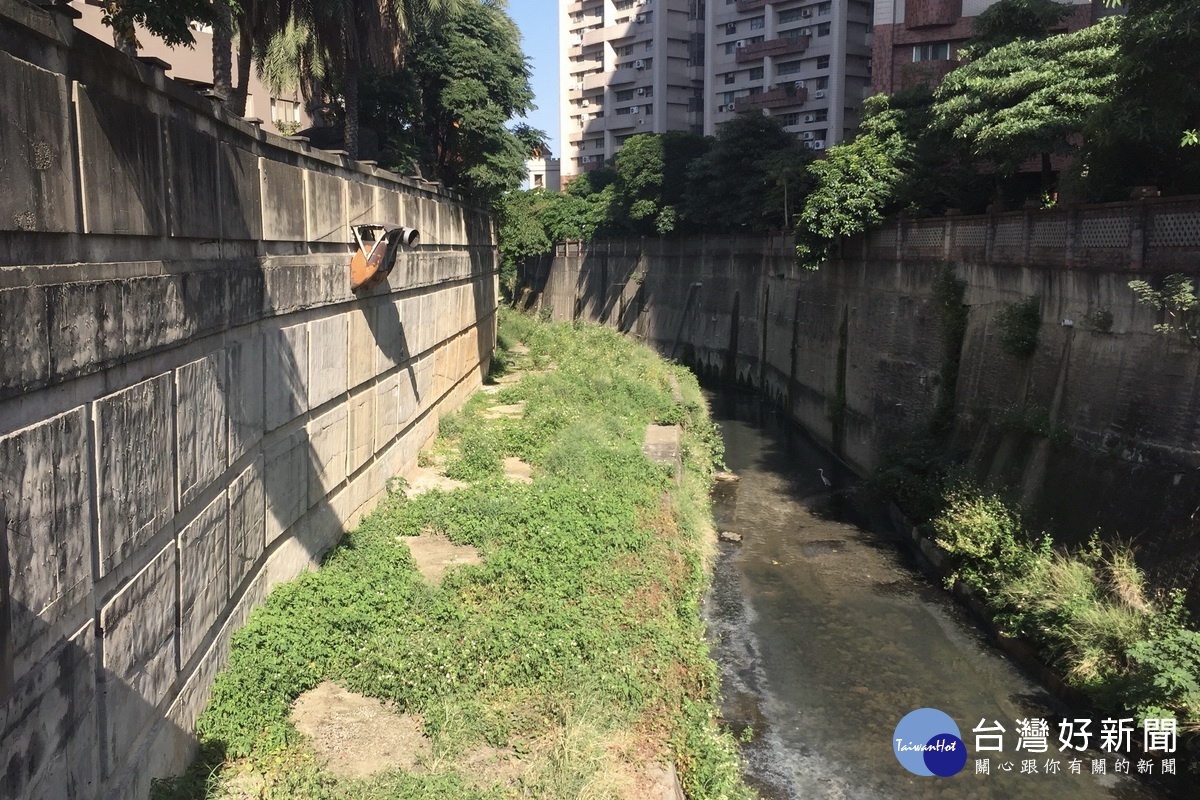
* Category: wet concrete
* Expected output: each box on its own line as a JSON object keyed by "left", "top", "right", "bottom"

{"left": 704, "top": 390, "right": 1167, "bottom": 800}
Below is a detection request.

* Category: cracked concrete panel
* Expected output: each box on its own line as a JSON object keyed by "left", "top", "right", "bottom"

{"left": 308, "top": 404, "right": 348, "bottom": 504}
{"left": 0, "top": 51, "right": 75, "bottom": 233}
{"left": 177, "top": 351, "right": 228, "bottom": 508}
{"left": 76, "top": 84, "right": 165, "bottom": 236}
{"left": 166, "top": 119, "right": 220, "bottom": 239}
{"left": 347, "top": 305, "right": 376, "bottom": 391}
{"left": 94, "top": 374, "right": 174, "bottom": 576}
{"left": 0, "top": 407, "right": 92, "bottom": 682}
{"left": 305, "top": 170, "right": 347, "bottom": 243}
{"left": 309, "top": 314, "right": 348, "bottom": 408}
{"left": 264, "top": 323, "right": 308, "bottom": 431}
{"left": 0, "top": 622, "right": 98, "bottom": 800}
{"left": 347, "top": 386, "right": 375, "bottom": 477}
{"left": 99, "top": 542, "right": 177, "bottom": 777}
{"left": 227, "top": 335, "right": 265, "bottom": 464}
{"left": 260, "top": 158, "right": 305, "bottom": 241}
{"left": 0, "top": 286, "right": 49, "bottom": 396}
{"left": 228, "top": 456, "right": 265, "bottom": 589}
{"left": 178, "top": 492, "right": 229, "bottom": 666}
{"left": 264, "top": 429, "right": 308, "bottom": 545}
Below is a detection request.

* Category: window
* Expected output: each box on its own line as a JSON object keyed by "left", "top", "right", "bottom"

{"left": 724, "top": 42, "right": 737, "bottom": 54}
{"left": 748, "top": 86, "right": 763, "bottom": 95}
{"left": 777, "top": 60, "right": 803, "bottom": 75}
{"left": 533, "top": 173, "right": 544, "bottom": 188}
{"left": 816, "top": 76, "right": 829, "bottom": 89}
{"left": 616, "top": 89, "right": 635, "bottom": 100}
{"left": 723, "top": 91, "right": 735, "bottom": 104}
{"left": 645, "top": 40, "right": 654, "bottom": 51}
{"left": 639, "top": 10, "right": 654, "bottom": 23}
{"left": 817, "top": 22, "right": 831, "bottom": 36}
{"left": 780, "top": 112, "right": 800, "bottom": 126}
{"left": 816, "top": 54, "right": 830, "bottom": 69}
{"left": 913, "top": 42, "right": 951, "bottom": 61}
{"left": 749, "top": 66, "right": 764, "bottom": 80}
{"left": 812, "top": 109, "right": 828, "bottom": 121}
{"left": 643, "top": 103, "right": 653, "bottom": 114}
{"left": 615, "top": 16, "right": 630, "bottom": 23}
{"left": 750, "top": 16, "right": 765, "bottom": 29}
{"left": 616, "top": 44, "right": 634, "bottom": 56}
{"left": 641, "top": 86, "right": 654, "bottom": 97}
{"left": 778, "top": 7, "right": 806, "bottom": 23}
{"left": 818, "top": 1, "right": 831, "bottom": 15}
{"left": 724, "top": 72, "right": 736, "bottom": 85}
{"left": 726, "top": 22, "right": 737, "bottom": 34}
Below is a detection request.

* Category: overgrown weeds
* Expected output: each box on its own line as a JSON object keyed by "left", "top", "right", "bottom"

{"left": 154, "top": 308, "right": 749, "bottom": 800}
{"left": 932, "top": 489, "right": 1200, "bottom": 738}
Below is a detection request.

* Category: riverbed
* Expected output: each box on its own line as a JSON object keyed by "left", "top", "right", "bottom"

{"left": 704, "top": 390, "right": 1165, "bottom": 800}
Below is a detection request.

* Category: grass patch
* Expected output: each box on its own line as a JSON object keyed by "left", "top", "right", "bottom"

{"left": 933, "top": 488, "right": 1200, "bottom": 742}
{"left": 154, "top": 308, "right": 750, "bottom": 800}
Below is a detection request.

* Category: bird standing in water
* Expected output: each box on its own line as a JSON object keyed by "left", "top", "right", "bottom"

{"left": 818, "top": 468, "right": 831, "bottom": 487}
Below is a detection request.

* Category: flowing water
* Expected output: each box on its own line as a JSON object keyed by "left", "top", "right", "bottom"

{"left": 704, "top": 390, "right": 1170, "bottom": 800}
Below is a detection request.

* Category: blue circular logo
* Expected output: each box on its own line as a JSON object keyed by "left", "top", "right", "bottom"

{"left": 893, "top": 708, "right": 967, "bottom": 777}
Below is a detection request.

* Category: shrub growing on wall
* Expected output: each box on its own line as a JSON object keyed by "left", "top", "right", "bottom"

{"left": 996, "top": 296, "right": 1042, "bottom": 358}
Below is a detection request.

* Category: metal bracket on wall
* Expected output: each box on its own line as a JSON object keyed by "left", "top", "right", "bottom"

{"left": 350, "top": 223, "right": 420, "bottom": 291}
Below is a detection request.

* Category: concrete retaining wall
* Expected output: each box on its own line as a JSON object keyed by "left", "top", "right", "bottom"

{"left": 0, "top": 3, "right": 497, "bottom": 797}
{"left": 523, "top": 216, "right": 1200, "bottom": 613}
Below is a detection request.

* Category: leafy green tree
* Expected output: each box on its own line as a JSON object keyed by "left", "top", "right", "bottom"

{"left": 795, "top": 95, "right": 914, "bottom": 266}
{"left": 610, "top": 131, "right": 708, "bottom": 235}
{"left": 933, "top": 19, "right": 1121, "bottom": 189}
{"left": 1129, "top": 274, "right": 1200, "bottom": 349}
{"left": 1083, "top": 0, "right": 1200, "bottom": 197}
{"left": 101, "top": 0, "right": 215, "bottom": 55}
{"left": 683, "top": 113, "right": 808, "bottom": 231}
{"left": 960, "top": 0, "right": 1076, "bottom": 60}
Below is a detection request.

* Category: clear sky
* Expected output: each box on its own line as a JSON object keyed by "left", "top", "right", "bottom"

{"left": 507, "top": 0, "right": 561, "bottom": 157}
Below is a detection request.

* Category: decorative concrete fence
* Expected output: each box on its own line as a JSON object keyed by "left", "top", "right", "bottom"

{"left": 0, "top": 2, "right": 498, "bottom": 797}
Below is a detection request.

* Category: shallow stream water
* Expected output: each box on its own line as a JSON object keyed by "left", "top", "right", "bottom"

{"left": 704, "top": 390, "right": 1168, "bottom": 800}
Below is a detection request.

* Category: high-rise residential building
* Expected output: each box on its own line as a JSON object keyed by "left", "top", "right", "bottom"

{"left": 871, "top": 0, "right": 1107, "bottom": 96}
{"left": 559, "top": 0, "right": 874, "bottom": 180}
{"left": 704, "top": 0, "right": 874, "bottom": 151}
{"left": 560, "top": 0, "right": 704, "bottom": 180}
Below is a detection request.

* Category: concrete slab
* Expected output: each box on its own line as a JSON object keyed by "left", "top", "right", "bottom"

{"left": 264, "top": 323, "right": 308, "bottom": 431}
{"left": 264, "top": 430, "right": 308, "bottom": 545}
{"left": 309, "top": 314, "right": 348, "bottom": 408}
{"left": 502, "top": 457, "right": 533, "bottom": 484}
{"left": 402, "top": 465, "right": 467, "bottom": 498}
{"left": 642, "top": 424, "right": 682, "bottom": 483}
{"left": 400, "top": 532, "right": 480, "bottom": 582}
{"left": 260, "top": 158, "right": 305, "bottom": 241}
{"left": 228, "top": 456, "right": 265, "bottom": 590}
{"left": 94, "top": 374, "right": 174, "bottom": 576}
{"left": 178, "top": 492, "right": 229, "bottom": 666}
{"left": 307, "top": 404, "right": 348, "bottom": 504}
{"left": 226, "top": 335, "right": 264, "bottom": 463}
{"left": 176, "top": 351, "right": 227, "bottom": 508}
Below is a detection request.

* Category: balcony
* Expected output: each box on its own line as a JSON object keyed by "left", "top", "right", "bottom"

{"left": 736, "top": 0, "right": 769, "bottom": 11}
{"left": 733, "top": 85, "right": 807, "bottom": 112}
{"left": 583, "top": 69, "right": 612, "bottom": 90}
{"left": 582, "top": 116, "right": 607, "bottom": 136}
{"left": 607, "top": 65, "right": 645, "bottom": 85}
{"left": 736, "top": 35, "right": 809, "bottom": 63}
{"left": 905, "top": 0, "right": 961, "bottom": 29}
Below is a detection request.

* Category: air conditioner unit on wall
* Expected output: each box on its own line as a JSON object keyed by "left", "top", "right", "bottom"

{"left": 814, "top": 89, "right": 826, "bottom": 99}
{"left": 802, "top": 131, "right": 815, "bottom": 140}
{"left": 804, "top": 113, "right": 815, "bottom": 122}
{"left": 801, "top": 8, "right": 812, "bottom": 17}
{"left": 735, "top": 39, "right": 747, "bottom": 48}
{"left": 635, "top": 14, "right": 644, "bottom": 23}
{"left": 631, "top": 106, "right": 640, "bottom": 113}
{"left": 794, "top": 80, "right": 806, "bottom": 90}
{"left": 638, "top": 119, "right": 647, "bottom": 124}
{"left": 813, "top": 140, "right": 825, "bottom": 150}
{"left": 637, "top": 87, "right": 646, "bottom": 95}
{"left": 635, "top": 59, "right": 646, "bottom": 69}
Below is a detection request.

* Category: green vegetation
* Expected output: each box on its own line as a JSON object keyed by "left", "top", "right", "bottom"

{"left": 1129, "top": 273, "right": 1200, "bottom": 349}
{"left": 933, "top": 492, "right": 1200, "bottom": 732}
{"left": 153, "top": 310, "right": 751, "bottom": 800}
{"left": 960, "top": 0, "right": 1077, "bottom": 60}
{"left": 995, "top": 296, "right": 1042, "bottom": 358}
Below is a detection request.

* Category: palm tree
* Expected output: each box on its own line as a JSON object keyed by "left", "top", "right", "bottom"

{"left": 261, "top": 0, "right": 464, "bottom": 159}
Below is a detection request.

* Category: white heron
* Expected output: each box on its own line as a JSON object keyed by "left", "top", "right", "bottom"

{"left": 818, "top": 468, "right": 832, "bottom": 488}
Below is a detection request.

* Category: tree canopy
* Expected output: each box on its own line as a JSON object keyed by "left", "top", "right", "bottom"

{"left": 960, "top": 0, "right": 1077, "bottom": 60}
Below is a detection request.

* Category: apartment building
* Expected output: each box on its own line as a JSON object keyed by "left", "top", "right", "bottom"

{"left": 559, "top": 0, "right": 703, "bottom": 179}
{"left": 704, "top": 0, "right": 873, "bottom": 151}
{"left": 871, "top": 0, "right": 1105, "bottom": 95}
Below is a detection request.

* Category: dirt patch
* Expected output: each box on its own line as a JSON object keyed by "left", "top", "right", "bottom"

{"left": 403, "top": 465, "right": 467, "bottom": 498}
{"left": 503, "top": 456, "right": 534, "bottom": 484}
{"left": 459, "top": 743, "right": 528, "bottom": 789}
{"left": 635, "top": 762, "right": 686, "bottom": 800}
{"left": 481, "top": 401, "right": 526, "bottom": 419}
{"left": 291, "top": 682, "right": 430, "bottom": 779}
{"left": 401, "top": 531, "right": 482, "bottom": 582}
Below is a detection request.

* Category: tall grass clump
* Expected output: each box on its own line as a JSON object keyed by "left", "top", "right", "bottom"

{"left": 933, "top": 489, "right": 1200, "bottom": 736}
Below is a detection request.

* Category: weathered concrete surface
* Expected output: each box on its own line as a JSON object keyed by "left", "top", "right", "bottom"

{"left": 0, "top": 2, "right": 499, "bottom": 796}
{"left": 527, "top": 225, "right": 1200, "bottom": 607}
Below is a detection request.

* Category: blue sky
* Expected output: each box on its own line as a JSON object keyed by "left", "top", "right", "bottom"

{"left": 507, "top": 0, "right": 561, "bottom": 156}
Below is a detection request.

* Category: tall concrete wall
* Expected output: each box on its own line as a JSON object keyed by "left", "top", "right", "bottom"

{"left": 524, "top": 201, "right": 1200, "bottom": 612}
{"left": 0, "top": 2, "right": 497, "bottom": 797}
